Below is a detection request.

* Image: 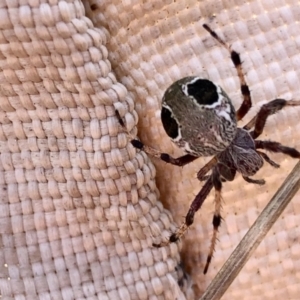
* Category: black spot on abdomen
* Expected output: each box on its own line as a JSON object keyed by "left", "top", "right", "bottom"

{"left": 161, "top": 106, "right": 179, "bottom": 139}
{"left": 187, "top": 79, "right": 219, "bottom": 105}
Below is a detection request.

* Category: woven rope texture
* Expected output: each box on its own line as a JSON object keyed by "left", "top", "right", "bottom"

{"left": 0, "top": 1, "right": 187, "bottom": 300}
{"left": 87, "top": 0, "right": 300, "bottom": 299}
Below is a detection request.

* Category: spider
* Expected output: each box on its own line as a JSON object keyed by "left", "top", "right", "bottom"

{"left": 116, "top": 24, "right": 300, "bottom": 274}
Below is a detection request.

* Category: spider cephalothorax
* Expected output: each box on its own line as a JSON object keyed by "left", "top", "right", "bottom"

{"left": 116, "top": 24, "right": 300, "bottom": 273}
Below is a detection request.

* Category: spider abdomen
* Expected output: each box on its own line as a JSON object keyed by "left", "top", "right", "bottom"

{"left": 161, "top": 77, "right": 237, "bottom": 156}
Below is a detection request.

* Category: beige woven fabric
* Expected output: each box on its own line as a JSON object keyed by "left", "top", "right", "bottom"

{"left": 1, "top": 0, "right": 300, "bottom": 300}
{"left": 0, "top": 1, "right": 188, "bottom": 300}
{"left": 86, "top": 0, "right": 300, "bottom": 299}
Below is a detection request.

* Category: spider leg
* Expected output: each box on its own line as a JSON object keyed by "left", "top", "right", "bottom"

{"left": 133, "top": 139, "right": 199, "bottom": 166}
{"left": 243, "top": 99, "right": 300, "bottom": 138}
{"left": 203, "top": 24, "right": 251, "bottom": 121}
{"left": 197, "top": 156, "right": 218, "bottom": 180}
{"left": 153, "top": 175, "right": 214, "bottom": 247}
{"left": 256, "top": 150, "right": 280, "bottom": 168}
{"left": 242, "top": 176, "right": 265, "bottom": 185}
{"left": 204, "top": 169, "right": 223, "bottom": 274}
{"left": 115, "top": 109, "right": 126, "bottom": 128}
{"left": 199, "top": 175, "right": 211, "bottom": 182}
{"left": 255, "top": 140, "right": 300, "bottom": 159}
{"left": 116, "top": 109, "right": 199, "bottom": 167}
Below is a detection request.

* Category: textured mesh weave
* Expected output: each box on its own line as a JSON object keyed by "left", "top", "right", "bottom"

{"left": 1, "top": 0, "right": 300, "bottom": 299}
{"left": 0, "top": 1, "right": 187, "bottom": 300}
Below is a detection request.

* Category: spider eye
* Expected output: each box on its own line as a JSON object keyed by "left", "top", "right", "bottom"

{"left": 161, "top": 106, "right": 179, "bottom": 139}
{"left": 185, "top": 79, "right": 219, "bottom": 106}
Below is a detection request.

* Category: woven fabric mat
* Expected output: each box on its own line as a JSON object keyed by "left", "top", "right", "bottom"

{"left": 1, "top": 0, "right": 300, "bottom": 299}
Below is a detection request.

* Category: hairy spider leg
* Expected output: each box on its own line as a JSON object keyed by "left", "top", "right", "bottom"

{"left": 203, "top": 24, "right": 252, "bottom": 121}
{"left": 131, "top": 142, "right": 218, "bottom": 179}
{"left": 242, "top": 99, "right": 300, "bottom": 176}
{"left": 115, "top": 109, "right": 200, "bottom": 167}
{"left": 243, "top": 99, "right": 300, "bottom": 138}
{"left": 115, "top": 109, "right": 126, "bottom": 128}
{"left": 255, "top": 140, "right": 300, "bottom": 159}
{"left": 197, "top": 156, "right": 218, "bottom": 180}
{"left": 256, "top": 150, "right": 280, "bottom": 168}
{"left": 204, "top": 169, "right": 223, "bottom": 274}
{"left": 242, "top": 176, "right": 265, "bottom": 185}
{"left": 132, "top": 139, "right": 200, "bottom": 166}
{"left": 153, "top": 176, "right": 214, "bottom": 247}
{"left": 198, "top": 175, "right": 211, "bottom": 182}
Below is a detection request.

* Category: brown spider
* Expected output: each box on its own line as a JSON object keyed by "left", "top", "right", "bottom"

{"left": 116, "top": 24, "right": 300, "bottom": 273}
